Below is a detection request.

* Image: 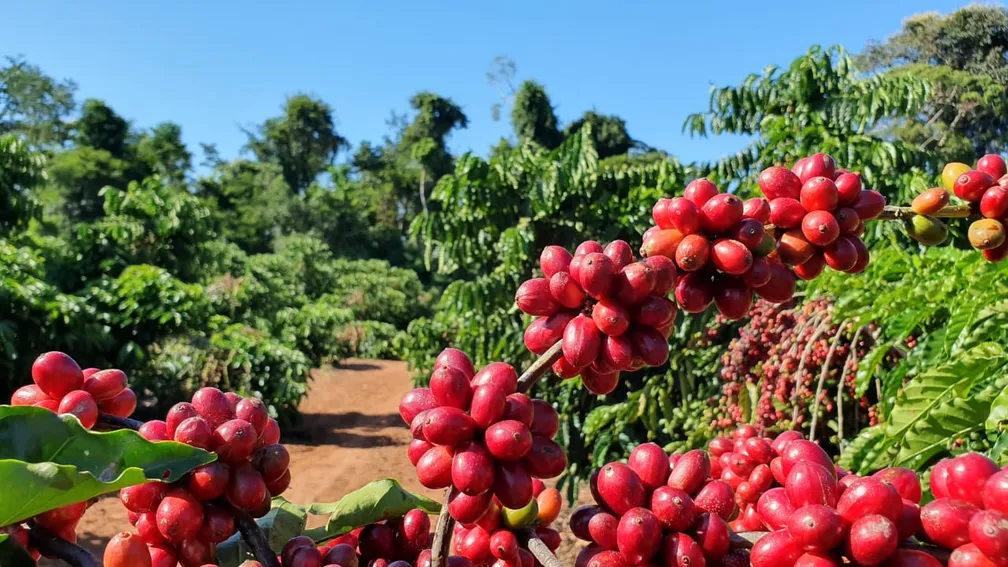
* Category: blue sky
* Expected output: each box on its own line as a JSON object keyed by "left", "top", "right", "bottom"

{"left": 1, "top": 0, "right": 970, "bottom": 168}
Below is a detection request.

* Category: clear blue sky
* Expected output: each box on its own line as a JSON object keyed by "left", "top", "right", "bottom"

{"left": 1, "top": 0, "right": 971, "bottom": 168}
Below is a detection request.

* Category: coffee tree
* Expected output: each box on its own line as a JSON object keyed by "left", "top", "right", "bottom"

{"left": 1, "top": 145, "right": 1006, "bottom": 567}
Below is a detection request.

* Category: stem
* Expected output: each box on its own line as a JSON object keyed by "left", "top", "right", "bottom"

{"left": 430, "top": 490, "right": 455, "bottom": 567}
{"left": 836, "top": 325, "right": 865, "bottom": 450}
{"left": 224, "top": 501, "right": 282, "bottom": 567}
{"left": 516, "top": 340, "right": 564, "bottom": 394}
{"left": 810, "top": 320, "right": 849, "bottom": 441}
{"left": 27, "top": 525, "right": 99, "bottom": 567}
{"left": 729, "top": 531, "right": 764, "bottom": 550}
{"left": 519, "top": 530, "right": 563, "bottom": 567}
{"left": 791, "top": 316, "right": 832, "bottom": 424}
{"left": 875, "top": 204, "right": 973, "bottom": 221}
{"left": 96, "top": 413, "right": 143, "bottom": 431}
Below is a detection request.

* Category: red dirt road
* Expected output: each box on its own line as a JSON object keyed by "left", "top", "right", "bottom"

{"left": 64, "top": 360, "right": 442, "bottom": 563}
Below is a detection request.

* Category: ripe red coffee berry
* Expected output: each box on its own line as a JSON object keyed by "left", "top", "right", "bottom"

{"left": 977, "top": 154, "right": 1008, "bottom": 179}
{"left": 787, "top": 504, "right": 845, "bottom": 553}
{"left": 592, "top": 300, "right": 631, "bottom": 336}
{"left": 188, "top": 462, "right": 231, "bottom": 500}
{"left": 515, "top": 278, "right": 560, "bottom": 316}
{"left": 743, "top": 197, "right": 772, "bottom": 223}
{"left": 227, "top": 463, "right": 268, "bottom": 511}
{"left": 700, "top": 193, "right": 744, "bottom": 233}
{"left": 802, "top": 210, "right": 841, "bottom": 246}
{"left": 837, "top": 476, "right": 902, "bottom": 524}
{"left": 948, "top": 453, "right": 1000, "bottom": 508}
{"left": 948, "top": 543, "right": 1000, "bottom": 567}
{"left": 711, "top": 239, "right": 753, "bottom": 275}
{"left": 934, "top": 460, "right": 957, "bottom": 499}
{"left": 662, "top": 532, "right": 706, "bottom": 567}
{"left": 32, "top": 351, "right": 84, "bottom": 400}
{"left": 823, "top": 236, "right": 859, "bottom": 272}
{"left": 770, "top": 197, "right": 807, "bottom": 229}
{"left": 675, "top": 234, "right": 710, "bottom": 272}
{"left": 853, "top": 189, "right": 887, "bottom": 219}
{"left": 235, "top": 397, "right": 268, "bottom": 435}
{"left": 82, "top": 369, "right": 127, "bottom": 401}
{"left": 787, "top": 461, "right": 839, "bottom": 508}
{"left": 872, "top": 467, "right": 922, "bottom": 504}
{"left": 191, "top": 387, "right": 232, "bottom": 430}
{"left": 173, "top": 416, "right": 212, "bottom": 449}
{"left": 797, "top": 153, "right": 837, "bottom": 184}
{"left": 165, "top": 402, "right": 200, "bottom": 437}
{"left": 684, "top": 178, "right": 720, "bottom": 206}
{"left": 801, "top": 177, "right": 839, "bottom": 211}
{"left": 650, "top": 486, "right": 696, "bottom": 531}
{"left": 562, "top": 315, "right": 603, "bottom": 368}
{"left": 104, "top": 532, "right": 152, "bottom": 567}
{"left": 628, "top": 442, "right": 670, "bottom": 490}
{"left": 835, "top": 172, "right": 863, "bottom": 206}
{"left": 981, "top": 186, "right": 1008, "bottom": 219}
{"left": 675, "top": 272, "right": 714, "bottom": 313}
{"left": 847, "top": 515, "right": 898, "bottom": 567}
{"left": 955, "top": 170, "right": 995, "bottom": 202}
{"left": 596, "top": 462, "right": 646, "bottom": 516}
{"left": 968, "top": 510, "right": 1008, "bottom": 565}
{"left": 750, "top": 529, "right": 802, "bottom": 567}
{"left": 759, "top": 166, "right": 802, "bottom": 200}
{"left": 616, "top": 507, "right": 662, "bottom": 565}
{"left": 713, "top": 277, "right": 754, "bottom": 321}
{"left": 57, "top": 390, "right": 98, "bottom": 429}
{"left": 100, "top": 388, "right": 137, "bottom": 418}
{"left": 920, "top": 498, "right": 980, "bottom": 549}
{"left": 156, "top": 489, "right": 204, "bottom": 544}
{"left": 484, "top": 420, "right": 533, "bottom": 461}
{"left": 579, "top": 253, "right": 617, "bottom": 299}
{"left": 540, "top": 245, "right": 573, "bottom": 279}
{"left": 984, "top": 470, "right": 1008, "bottom": 514}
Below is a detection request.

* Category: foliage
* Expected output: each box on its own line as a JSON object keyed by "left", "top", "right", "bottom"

{"left": 0, "top": 56, "right": 76, "bottom": 147}
{"left": 245, "top": 94, "right": 349, "bottom": 194}
{"left": 0, "top": 406, "right": 213, "bottom": 526}
{"left": 804, "top": 245, "right": 1008, "bottom": 473}
{"left": 685, "top": 45, "right": 935, "bottom": 207}
{"left": 0, "top": 135, "right": 44, "bottom": 234}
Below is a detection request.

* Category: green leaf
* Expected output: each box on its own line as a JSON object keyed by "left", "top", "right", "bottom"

{"left": 989, "top": 432, "right": 1008, "bottom": 466}
{"left": 838, "top": 425, "right": 892, "bottom": 473}
{"left": 0, "top": 535, "right": 34, "bottom": 567}
{"left": 987, "top": 387, "right": 1008, "bottom": 430}
{"left": 304, "top": 479, "right": 440, "bottom": 541}
{"left": 0, "top": 405, "right": 214, "bottom": 525}
{"left": 884, "top": 343, "right": 1008, "bottom": 468}
{"left": 216, "top": 497, "right": 308, "bottom": 567}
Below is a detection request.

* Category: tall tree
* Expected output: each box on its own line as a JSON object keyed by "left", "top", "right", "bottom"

{"left": 194, "top": 159, "right": 291, "bottom": 253}
{"left": 858, "top": 5, "right": 1008, "bottom": 156}
{"left": 511, "top": 80, "right": 562, "bottom": 149}
{"left": 136, "top": 122, "right": 191, "bottom": 184}
{"left": 0, "top": 56, "right": 76, "bottom": 148}
{"left": 245, "top": 94, "right": 348, "bottom": 194}
{"left": 75, "top": 99, "right": 130, "bottom": 158}
{"left": 564, "top": 111, "right": 634, "bottom": 159}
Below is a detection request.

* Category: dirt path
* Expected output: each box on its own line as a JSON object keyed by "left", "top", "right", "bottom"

{"left": 68, "top": 360, "right": 440, "bottom": 562}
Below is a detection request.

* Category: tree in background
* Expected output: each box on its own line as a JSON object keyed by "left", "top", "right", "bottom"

{"left": 0, "top": 56, "right": 76, "bottom": 148}
{"left": 858, "top": 4, "right": 1008, "bottom": 158}
{"left": 245, "top": 94, "right": 349, "bottom": 194}
{"left": 135, "top": 122, "right": 192, "bottom": 185}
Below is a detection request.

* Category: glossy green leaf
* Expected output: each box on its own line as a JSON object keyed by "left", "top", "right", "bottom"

{"left": 0, "top": 405, "right": 214, "bottom": 525}
{"left": 298, "top": 479, "right": 440, "bottom": 540}
{"left": 987, "top": 386, "right": 1008, "bottom": 431}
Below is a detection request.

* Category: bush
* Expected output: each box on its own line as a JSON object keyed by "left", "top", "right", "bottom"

{"left": 338, "top": 320, "right": 408, "bottom": 360}
{"left": 145, "top": 324, "right": 312, "bottom": 423}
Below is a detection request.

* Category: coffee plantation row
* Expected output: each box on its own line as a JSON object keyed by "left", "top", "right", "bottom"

{"left": 1, "top": 147, "right": 1006, "bottom": 567}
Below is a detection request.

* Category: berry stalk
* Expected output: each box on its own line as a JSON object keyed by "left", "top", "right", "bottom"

{"left": 430, "top": 490, "right": 454, "bottom": 567}
{"left": 26, "top": 524, "right": 99, "bottom": 567}
{"left": 95, "top": 413, "right": 144, "bottom": 431}
{"left": 876, "top": 203, "right": 974, "bottom": 220}
{"left": 516, "top": 340, "right": 564, "bottom": 394}
{"left": 519, "top": 528, "right": 563, "bottom": 567}
{"left": 225, "top": 500, "right": 282, "bottom": 567}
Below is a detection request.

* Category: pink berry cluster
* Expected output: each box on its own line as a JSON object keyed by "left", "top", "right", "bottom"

{"left": 920, "top": 453, "right": 1008, "bottom": 567}
{"left": 11, "top": 351, "right": 137, "bottom": 428}
{"left": 119, "top": 387, "right": 289, "bottom": 567}
{"left": 2, "top": 351, "right": 138, "bottom": 561}
{"left": 277, "top": 508, "right": 450, "bottom": 567}
{"left": 953, "top": 154, "right": 1008, "bottom": 262}
{"left": 451, "top": 483, "right": 564, "bottom": 567}
{"left": 399, "top": 349, "right": 567, "bottom": 524}
{"left": 758, "top": 153, "right": 881, "bottom": 280}
{"left": 516, "top": 240, "right": 677, "bottom": 392}
{"left": 569, "top": 443, "right": 746, "bottom": 567}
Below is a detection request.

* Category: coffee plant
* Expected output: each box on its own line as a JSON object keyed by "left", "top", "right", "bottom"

{"left": 3, "top": 144, "right": 1007, "bottom": 567}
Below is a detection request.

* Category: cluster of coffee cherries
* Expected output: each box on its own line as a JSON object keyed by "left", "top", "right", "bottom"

{"left": 1, "top": 351, "right": 140, "bottom": 560}
{"left": 277, "top": 508, "right": 447, "bottom": 567}
{"left": 920, "top": 453, "right": 1007, "bottom": 567}
{"left": 645, "top": 179, "right": 791, "bottom": 320}
{"left": 570, "top": 443, "right": 748, "bottom": 567}
{"left": 516, "top": 240, "right": 676, "bottom": 392}
{"left": 119, "top": 387, "right": 289, "bottom": 567}
{"left": 931, "top": 156, "right": 1008, "bottom": 262}
{"left": 451, "top": 482, "right": 563, "bottom": 567}
{"left": 758, "top": 154, "right": 880, "bottom": 281}
{"left": 400, "top": 349, "right": 567, "bottom": 524}
{"left": 11, "top": 351, "right": 137, "bottom": 428}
